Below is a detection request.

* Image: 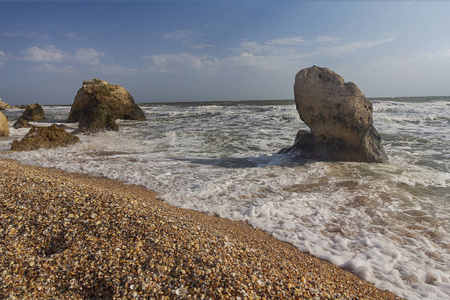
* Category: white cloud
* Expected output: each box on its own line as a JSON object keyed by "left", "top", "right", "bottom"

{"left": 428, "top": 49, "right": 450, "bottom": 59}
{"left": 314, "top": 36, "right": 340, "bottom": 43}
{"left": 0, "top": 50, "right": 14, "bottom": 64}
{"left": 30, "top": 63, "right": 76, "bottom": 73}
{"left": 22, "top": 46, "right": 69, "bottom": 63}
{"left": 95, "top": 64, "right": 139, "bottom": 75}
{"left": 161, "top": 30, "right": 212, "bottom": 49}
{"left": 228, "top": 36, "right": 396, "bottom": 73}
{"left": 190, "top": 43, "right": 215, "bottom": 50}
{"left": 374, "top": 48, "right": 450, "bottom": 69}
{"left": 162, "top": 30, "right": 196, "bottom": 41}
{"left": 20, "top": 45, "right": 104, "bottom": 66}
{"left": 221, "top": 53, "right": 280, "bottom": 72}
{"left": 318, "top": 37, "right": 395, "bottom": 57}
{"left": 143, "top": 35, "right": 397, "bottom": 77}
{"left": 146, "top": 53, "right": 213, "bottom": 74}
{"left": 1, "top": 31, "right": 51, "bottom": 39}
{"left": 65, "top": 32, "right": 83, "bottom": 41}
{"left": 238, "top": 41, "right": 265, "bottom": 54}
{"left": 267, "top": 36, "right": 305, "bottom": 45}
{"left": 75, "top": 48, "right": 104, "bottom": 65}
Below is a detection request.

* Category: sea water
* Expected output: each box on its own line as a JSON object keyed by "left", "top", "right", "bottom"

{"left": 1, "top": 97, "right": 449, "bottom": 300}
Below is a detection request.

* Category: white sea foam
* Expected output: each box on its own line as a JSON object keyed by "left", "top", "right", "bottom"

{"left": 1, "top": 98, "right": 449, "bottom": 300}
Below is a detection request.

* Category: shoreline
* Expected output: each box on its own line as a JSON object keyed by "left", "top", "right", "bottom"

{"left": 0, "top": 157, "right": 402, "bottom": 299}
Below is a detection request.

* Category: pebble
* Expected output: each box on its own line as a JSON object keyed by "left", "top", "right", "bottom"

{"left": 0, "top": 158, "right": 402, "bottom": 299}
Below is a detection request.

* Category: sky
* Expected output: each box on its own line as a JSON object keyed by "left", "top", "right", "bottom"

{"left": 1, "top": 1, "right": 450, "bottom": 105}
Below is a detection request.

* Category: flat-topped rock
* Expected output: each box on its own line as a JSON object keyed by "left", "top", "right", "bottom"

{"left": 67, "top": 79, "right": 146, "bottom": 131}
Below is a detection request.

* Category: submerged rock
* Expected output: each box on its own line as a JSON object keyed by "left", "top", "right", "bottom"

{"left": 0, "top": 111, "right": 9, "bottom": 137}
{"left": 282, "top": 66, "right": 388, "bottom": 163}
{"left": 67, "top": 79, "right": 146, "bottom": 132}
{"left": 11, "top": 124, "right": 80, "bottom": 151}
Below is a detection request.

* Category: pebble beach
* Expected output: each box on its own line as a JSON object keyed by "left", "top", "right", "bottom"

{"left": 0, "top": 158, "right": 402, "bottom": 299}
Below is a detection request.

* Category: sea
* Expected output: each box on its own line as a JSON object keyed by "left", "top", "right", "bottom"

{"left": 1, "top": 97, "right": 449, "bottom": 300}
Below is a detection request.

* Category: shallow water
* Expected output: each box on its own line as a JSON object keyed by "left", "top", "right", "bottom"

{"left": 1, "top": 97, "right": 449, "bottom": 300}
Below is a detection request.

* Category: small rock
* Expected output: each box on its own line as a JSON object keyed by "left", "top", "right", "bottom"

{"left": 20, "top": 103, "right": 45, "bottom": 121}
{"left": 10, "top": 124, "right": 79, "bottom": 151}
{"left": 175, "top": 286, "right": 188, "bottom": 295}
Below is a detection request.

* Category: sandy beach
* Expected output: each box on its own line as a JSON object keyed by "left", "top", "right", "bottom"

{"left": 0, "top": 158, "right": 401, "bottom": 299}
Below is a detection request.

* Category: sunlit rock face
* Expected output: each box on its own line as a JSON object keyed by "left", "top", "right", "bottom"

{"left": 287, "top": 66, "right": 388, "bottom": 163}
{"left": 0, "top": 111, "right": 9, "bottom": 137}
{"left": 67, "top": 79, "right": 146, "bottom": 128}
{"left": 10, "top": 124, "right": 79, "bottom": 151}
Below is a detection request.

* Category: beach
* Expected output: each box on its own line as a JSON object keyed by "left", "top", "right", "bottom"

{"left": 1, "top": 98, "right": 449, "bottom": 299}
{"left": 0, "top": 158, "right": 401, "bottom": 299}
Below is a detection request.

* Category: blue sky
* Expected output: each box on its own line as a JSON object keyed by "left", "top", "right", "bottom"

{"left": 1, "top": 1, "right": 450, "bottom": 105}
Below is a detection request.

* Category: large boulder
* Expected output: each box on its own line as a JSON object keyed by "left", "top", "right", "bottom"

{"left": 21, "top": 103, "right": 45, "bottom": 121}
{"left": 0, "top": 98, "right": 11, "bottom": 110}
{"left": 284, "top": 66, "right": 388, "bottom": 163}
{"left": 67, "top": 79, "right": 146, "bottom": 125}
{"left": 0, "top": 111, "right": 9, "bottom": 137}
{"left": 10, "top": 124, "right": 80, "bottom": 151}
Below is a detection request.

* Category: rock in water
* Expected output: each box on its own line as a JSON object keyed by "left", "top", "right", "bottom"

{"left": 0, "top": 111, "right": 9, "bottom": 137}
{"left": 21, "top": 103, "right": 46, "bottom": 121}
{"left": 288, "top": 66, "right": 388, "bottom": 162}
{"left": 77, "top": 103, "right": 119, "bottom": 133}
{"left": 11, "top": 124, "right": 80, "bottom": 151}
{"left": 67, "top": 79, "right": 146, "bottom": 126}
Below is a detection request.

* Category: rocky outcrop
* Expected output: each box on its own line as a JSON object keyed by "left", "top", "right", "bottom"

{"left": 20, "top": 103, "right": 46, "bottom": 121}
{"left": 0, "top": 98, "right": 11, "bottom": 110}
{"left": 67, "top": 79, "right": 146, "bottom": 130}
{"left": 10, "top": 124, "right": 80, "bottom": 151}
{"left": 282, "top": 66, "right": 388, "bottom": 163}
{"left": 0, "top": 111, "right": 9, "bottom": 137}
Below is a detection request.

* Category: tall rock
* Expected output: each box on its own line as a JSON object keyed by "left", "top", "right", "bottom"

{"left": 286, "top": 66, "right": 387, "bottom": 162}
{"left": 0, "top": 111, "right": 9, "bottom": 137}
{"left": 67, "top": 79, "right": 146, "bottom": 126}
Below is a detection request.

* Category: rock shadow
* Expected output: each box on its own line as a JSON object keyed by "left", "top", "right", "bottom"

{"left": 168, "top": 151, "right": 312, "bottom": 169}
